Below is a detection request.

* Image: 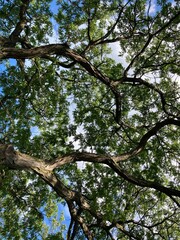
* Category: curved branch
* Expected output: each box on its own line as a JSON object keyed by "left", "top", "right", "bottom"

{"left": 51, "top": 118, "right": 179, "bottom": 167}
{"left": 68, "top": 203, "right": 93, "bottom": 240}
{"left": 0, "top": 44, "right": 68, "bottom": 59}
{"left": 1, "top": 121, "right": 178, "bottom": 201}
{"left": 0, "top": 142, "right": 179, "bottom": 239}
{"left": 88, "top": 3, "right": 127, "bottom": 45}
{"left": 124, "top": 10, "right": 180, "bottom": 76}
{"left": 50, "top": 151, "right": 180, "bottom": 199}
{"left": 5, "top": 0, "right": 31, "bottom": 47}
{"left": 112, "top": 118, "right": 180, "bottom": 161}
{"left": 106, "top": 160, "right": 180, "bottom": 198}
{"left": 0, "top": 44, "right": 109, "bottom": 83}
{"left": 0, "top": 144, "right": 103, "bottom": 216}
{"left": 120, "top": 77, "right": 180, "bottom": 119}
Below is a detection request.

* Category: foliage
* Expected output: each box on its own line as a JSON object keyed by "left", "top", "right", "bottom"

{"left": 0, "top": 0, "right": 179, "bottom": 239}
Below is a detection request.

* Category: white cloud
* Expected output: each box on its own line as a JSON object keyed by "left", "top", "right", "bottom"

{"left": 146, "top": 0, "right": 156, "bottom": 15}
{"left": 47, "top": 22, "right": 59, "bottom": 44}
{"left": 110, "top": 42, "right": 128, "bottom": 67}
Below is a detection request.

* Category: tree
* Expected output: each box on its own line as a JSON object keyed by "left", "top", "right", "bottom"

{"left": 0, "top": 0, "right": 179, "bottom": 239}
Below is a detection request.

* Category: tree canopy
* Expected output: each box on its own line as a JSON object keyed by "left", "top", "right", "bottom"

{"left": 0, "top": 0, "right": 180, "bottom": 239}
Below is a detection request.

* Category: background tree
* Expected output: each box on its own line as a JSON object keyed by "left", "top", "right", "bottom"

{"left": 0, "top": 0, "right": 180, "bottom": 239}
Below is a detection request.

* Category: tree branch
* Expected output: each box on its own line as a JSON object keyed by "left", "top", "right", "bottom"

{"left": 106, "top": 160, "right": 180, "bottom": 198}
{"left": 0, "top": 143, "right": 179, "bottom": 238}
{"left": 124, "top": 10, "right": 180, "bottom": 76}
{"left": 51, "top": 118, "right": 180, "bottom": 167}
{"left": 118, "top": 77, "right": 180, "bottom": 119}
{"left": 3, "top": 0, "right": 31, "bottom": 47}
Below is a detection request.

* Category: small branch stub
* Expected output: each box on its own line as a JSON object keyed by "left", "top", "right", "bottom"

{"left": 5, "top": 145, "right": 17, "bottom": 168}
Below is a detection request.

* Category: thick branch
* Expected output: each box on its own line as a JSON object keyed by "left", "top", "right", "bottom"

{"left": 9, "top": 0, "right": 30, "bottom": 45}
{"left": 0, "top": 143, "right": 179, "bottom": 238}
{"left": 0, "top": 44, "right": 68, "bottom": 59}
{"left": 0, "top": 144, "right": 102, "bottom": 215}
{"left": 0, "top": 44, "right": 116, "bottom": 94}
{"left": 51, "top": 118, "right": 180, "bottom": 167}
{"left": 112, "top": 118, "right": 180, "bottom": 161}
{"left": 107, "top": 160, "right": 180, "bottom": 198}
{"left": 68, "top": 202, "right": 93, "bottom": 240}
{"left": 1, "top": 120, "right": 178, "bottom": 200}
{"left": 50, "top": 151, "right": 180, "bottom": 198}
